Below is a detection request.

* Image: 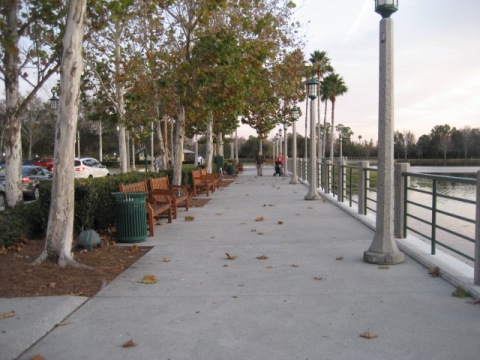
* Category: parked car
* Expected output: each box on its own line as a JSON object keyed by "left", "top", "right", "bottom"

{"left": 74, "top": 157, "right": 110, "bottom": 179}
{"left": 0, "top": 183, "right": 5, "bottom": 211}
{"left": 0, "top": 165, "right": 52, "bottom": 201}
{"left": 23, "top": 159, "right": 36, "bottom": 166}
{"left": 33, "top": 158, "right": 54, "bottom": 172}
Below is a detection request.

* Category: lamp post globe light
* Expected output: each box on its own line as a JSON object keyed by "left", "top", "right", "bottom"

{"left": 49, "top": 88, "right": 59, "bottom": 111}
{"left": 290, "top": 106, "right": 300, "bottom": 184}
{"left": 305, "top": 78, "right": 321, "bottom": 200}
{"left": 364, "top": 0, "right": 404, "bottom": 265}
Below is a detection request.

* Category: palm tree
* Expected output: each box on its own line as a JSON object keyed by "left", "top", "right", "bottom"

{"left": 309, "top": 51, "right": 333, "bottom": 159}
{"left": 321, "top": 73, "right": 348, "bottom": 164}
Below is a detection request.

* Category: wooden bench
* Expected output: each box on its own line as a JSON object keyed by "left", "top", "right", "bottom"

{"left": 200, "top": 168, "right": 219, "bottom": 189}
{"left": 149, "top": 176, "right": 190, "bottom": 219}
{"left": 119, "top": 180, "right": 172, "bottom": 236}
{"left": 191, "top": 169, "right": 215, "bottom": 196}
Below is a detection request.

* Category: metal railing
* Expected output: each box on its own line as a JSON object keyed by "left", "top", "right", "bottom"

{"left": 291, "top": 158, "right": 479, "bottom": 282}
{"left": 402, "top": 172, "right": 476, "bottom": 262}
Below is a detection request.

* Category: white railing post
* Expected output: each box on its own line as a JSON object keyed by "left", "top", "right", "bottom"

{"left": 358, "top": 161, "right": 369, "bottom": 215}
{"left": 324, "top": 160, "right": 332, "bottom": 194}
{"left": 394, "top": 162, "right": 409, "bottom": 238}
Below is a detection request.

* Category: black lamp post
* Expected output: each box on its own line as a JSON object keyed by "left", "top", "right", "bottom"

{"left": 305, "top": 79, "right": 320, "bottom": 200}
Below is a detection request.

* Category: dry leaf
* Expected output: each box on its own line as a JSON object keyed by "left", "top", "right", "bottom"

{"left": 277, "top": 221, "right": 284, "bottom": 225}
{"left": 31, "top": 355, "right": 46, "bottom": 360}
{"left": 223, "top": 264, "right": 229, "bottom": 267}
{"left": 185, "top": 216, "right": 195, "bottom": 222}
{"left": 429, "top": 266, "right": 440, "bottom": 277}
{"left": 291, "top": 264, "right": 299, "bottom": 268}
{"left": 48, "top": 282, "right": 57, "bottom": 289}
{"left": 336, "top": 256, "right": 344, "bottom": 261}
{"left": 129, "top": 245, "right": 138, "bottom": 253}
{"left": 255, "top": 217, "right": 264, "bottom": 222}
{"left": 139, "top": 275, "right": 158, "bottom": 284}
{"left": 256, "top": 255, "right": 269, "bottom": 260}
{"left": 162, "top": 257, "right": 170, "bottom": 263}
{"left": 360, "top": 331, "right": 378, "bottom": 339}
{"left": 257, "top": 232, "right": 264, "bottom": 235}
{"left": 250, "top": 228, "right": 257, "bottom": 232}
{"left": 266, "top": 266, "right": 273, "bottom": 269}
{"left": 122, "top": 339, "right": 138, "bottom": 348}
{"left": 314, "top": 277, "right": 323, "bottom": 281}
{"left": 0, "top": 310, "right": 15, "bottom": 320}
{"left": 225, "top": 253, "right": 237, "bottom": 260}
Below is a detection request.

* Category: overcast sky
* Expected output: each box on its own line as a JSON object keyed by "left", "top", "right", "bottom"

{"left": 238, "top": 0, "right": 480, "bottom": 143}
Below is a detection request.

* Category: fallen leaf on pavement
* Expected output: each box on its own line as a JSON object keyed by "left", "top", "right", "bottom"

{"left": 31, "top": 355, "right": 46, "bottom": 360}
{"left": 122, "top": 339, "right": 138, "bottom": 348}
{"left": 256, "top": 255, "right": 269, "bottom": 260}
{"left": 314, "top": 277, "right": 323, "bottom": 281}
{"left": 336, "top": 256, "right": 344, "bottom": 261}
{"left": 185, "top": 216, "right": 195, "bottom": 222}
{"left": 291, "top": 264, "right": 299, "bottom": 268}
{"left": 162, "top": 257, "right": 171, "bottom": 263}
{"left": 225, "top": 253, "right": 237, "bottom": 260}
{"left": 48, "top": 282, "right": 56, "bottom": 288}
{"left": 128, "top": 245, "right": 138, "bottom": 253}
{"left": 360, "top": 331, "right": 378, "bottom": 339}
{"left": 266, "top": 266, "right": 273, "bottom": 269}
{"left": 255, "top": 217, "right": 264, "bottom": 222}
{"left": 429, "top": 266, "right": 440, "bottom": 277}
{"left": 139, "top": 275, "right": 158, "bottom": 284}
{"left": 0, "top": 310, "right": 15, "bottom": 320}
{"left": 277, "top": 221, "right": 284, "bottom": 225}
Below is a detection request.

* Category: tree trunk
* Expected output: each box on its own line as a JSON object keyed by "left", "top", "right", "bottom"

{"left": 323, "top": 100, "right": 328, "bottom": 159}
{"left": 34, "top": 0, "right": 87, "bottom": 267}
{"left": 114, "top": 21, "right": 128, "bottom": 173}
{"left": 172, "top": 104, "right": 185, "bottom": 185}
{"left": 206, "top": 115, "right": 214, "bottom": 173}
{"left": 156, "top": 117, "right": 167, "bottom": 168}
{"left": 217, "top": 131, "right": 224, "bottom": 157}
{"left": 3, "top": 0, "right": 23, "bottom": 208}
{"left": 98, "top": 120, "right": 103, "bottom": 161}
{"left": 330, "top": 100, "right": 335, "bottom": 164}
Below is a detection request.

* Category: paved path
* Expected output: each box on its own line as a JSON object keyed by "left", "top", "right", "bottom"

{"left": 2, "top": 166, "right": 480, "bottom": 360}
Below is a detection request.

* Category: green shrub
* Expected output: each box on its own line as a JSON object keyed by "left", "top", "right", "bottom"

{"left": 0, "top": 168, "right": 196, "bottom": 248}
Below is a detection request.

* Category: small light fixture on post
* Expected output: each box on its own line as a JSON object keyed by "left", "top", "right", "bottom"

{"left": 375, "top": 0, "right": 398, "bottom": 18}
{"left": 364, "top": 0, "right": 404, "bottom": 265}
{"left": 49, "top": 88, "right": 59, "bottom": 111}
{"left": 305, "top": 79, "right": 321, "bottom": 200}
{"left": 290, "top": 106, "right": 300, "bottom": 184}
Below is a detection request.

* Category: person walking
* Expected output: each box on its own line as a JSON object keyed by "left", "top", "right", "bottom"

{"left": 255, "top": 151, "right": 264, "bottom": 176}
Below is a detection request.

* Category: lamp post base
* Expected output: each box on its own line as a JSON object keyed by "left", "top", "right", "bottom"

{"left": 363, "top": 250, "right": 404, "bottom": 265}
{"left": 304, "top": 192, "right": 321, "bottom": 200}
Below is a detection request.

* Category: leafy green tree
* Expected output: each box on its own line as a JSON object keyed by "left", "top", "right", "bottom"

{"left": 321, "top": 73, "right": 348, "bottom": 162}
{"left": 1, "top": 0, "right": 64, "bottom": 208}
{"left": 430, "top": 124, "right": 452, "bottom": 164}
{"left": 309, "top": 50, "right": 333, "bottom": 159}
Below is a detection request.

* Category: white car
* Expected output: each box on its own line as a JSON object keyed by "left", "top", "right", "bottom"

{"left": 74, "top": 158, "right": 110, "bottom": 179}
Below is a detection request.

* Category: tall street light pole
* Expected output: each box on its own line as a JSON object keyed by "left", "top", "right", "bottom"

{"left": 305, "top": 78, "right": 321, "bottom": 200}
{"left": 290, "top": 106, "right": 300, "bottom": 184}
{"left": 283, "top": 120, "right": 288, "bottom": 176}
{"left": 364, "top": 0, "right": 404, "bottom": 265}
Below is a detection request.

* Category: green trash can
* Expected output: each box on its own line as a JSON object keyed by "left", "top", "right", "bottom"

{"left": 226, "top": 164, "right": 236, "bottom": 176}
{"left": 111, "top": 192, "right": 148, "bottom": 243}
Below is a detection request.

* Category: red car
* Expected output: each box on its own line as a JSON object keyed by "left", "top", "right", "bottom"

{"left": 33, "top": 158, "right": 54, "bottom": 172}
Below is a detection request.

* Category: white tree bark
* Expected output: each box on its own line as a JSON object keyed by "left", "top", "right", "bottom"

{"left": 206, "top": 115, "right": 214, "bottom": 173}
{"left": 3, "top": 0, "right": 23, "bottom": 208}
{"left": 35, "top": 0, "right": 87, "bottom": 267}
{"left": 172, "top": 105, "right": 185, "bottom": 185}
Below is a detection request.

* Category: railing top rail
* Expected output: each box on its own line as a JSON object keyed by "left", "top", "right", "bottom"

{"left": 402, "top": 171, "right": 477, "bottom": 185}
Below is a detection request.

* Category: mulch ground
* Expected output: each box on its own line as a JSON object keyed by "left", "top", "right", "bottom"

{"left": 0, "top": 178, "right": 233, "bottom": 298}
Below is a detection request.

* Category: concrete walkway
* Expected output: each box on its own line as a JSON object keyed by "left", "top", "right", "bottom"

{"left": 1, "top": 165, "right": 480, "bottom": 360}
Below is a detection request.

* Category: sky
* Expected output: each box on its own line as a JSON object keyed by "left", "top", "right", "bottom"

{"left": 237, "top": 0, "right": 480, "bottom": 143}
